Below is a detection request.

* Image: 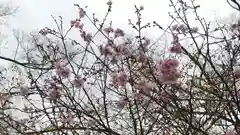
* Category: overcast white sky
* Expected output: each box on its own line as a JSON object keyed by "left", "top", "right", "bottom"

{"left": 0, "top": 0, "right": 236, "bottom": 60}
{"left": 7, "top": 0, "right": 234, "bottom": 32}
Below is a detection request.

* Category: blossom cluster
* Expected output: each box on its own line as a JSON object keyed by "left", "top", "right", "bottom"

{"left": 157, "top": 59, "right": 181, "bottom": 84}
{"left": 169, "top": 33, "right": 182, "bottom": 54}
{"left": 110, "top": 71, "right": 129, "bottom": 87}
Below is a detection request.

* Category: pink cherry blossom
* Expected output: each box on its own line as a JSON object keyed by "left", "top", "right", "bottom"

{"left": 56, "top": 67, "right": 70, "bottom": 78}
{"left": 171, "top": 33, "right": 179, "bottom": 44}
{"left": 99, "top": 45, "right": 116, "bottom": 56}
{"left": 70, "top": 20, "right": 76, "bottom": 27}
{"left": 70, "top": 19, "right": 83, "bottom": 29}
{"left": 169, "top": 44, "right": 182, "bottom": 54}
{"left": 135, "top": 80, "right": 155, "bottom": 94}
{"left": 103, "top": 26, "right": 114, "bottom": 34}
{"left": 110, "top": 71, "right": 129, "bottom": 87}
{"left": 74, "top": 21, "right": 80, "bottom": 28}
{"left": 61, "top": 109, "right": 74, "bottom": 124}
{"left": 55, "top": 59, "right": 70, "bottom": 78}
{"left": 79, "top": 8, "right": 85, "bottom": 18}
{"left": 177, "top": 24, "right": 187, "bottom": 33}
{"left": 191, "top": 27, "right": 199, "bottom": 33}
{"left": 39, "top": 28, "right": 50, "bottom": 36}
{"left": 117, "top": 72, "right": 129, "bottom": 86}
{"left": 105, "top": 46, "right": 115, "bottom": 56}
{"left": 139, "top": 5, "right": 144, "bottom": 10}
{"left": 55, "top": 59, "right": 68, "bottom": 69}
{"left": 132, "top": 92, "right": 145, "bottom": 103}
{"left": 114, "top": 44, "right": 131, "bottom": 57}
{"left": 47, "top": 83, "right": 62, "bottom": 102}
{"left": 157, "top": 59, "right": 181, "bottom": 83}
{"left": 80, "top": 32, "right": 92, "bottom": 42}
{"left": 106, "top": 0, "right": 113, "bottom": 6}
{"left": 73, "top": 76, "right": 86, "bottom": 88}
{"left": 114, "top": 28, "right": 125, "bottom": 37}
{"left": 48, "top": 88, "right": 61, "bottom": 101}
{"left": 225, "top": 130, "right": 235, "bottom": 135}
{"left": 158, "top": 59, "right": 179, "bottom": 71}
{"left": 171, "top": 24, "right": 178, "bottom": 31}
{"left": 136, "top": 53, "right": 147, "bottom": 63}
{"left": 158, "top": 69, "right": 181, "bottom": 83}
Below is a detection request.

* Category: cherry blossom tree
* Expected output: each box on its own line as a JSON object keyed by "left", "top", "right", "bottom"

{"left": 0, "top": 0, "right": 240, "bottom": 134}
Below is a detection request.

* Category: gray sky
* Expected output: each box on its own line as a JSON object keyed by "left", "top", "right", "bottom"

{"left": 9, "top": 0, "right": 234, "bottom": 32}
